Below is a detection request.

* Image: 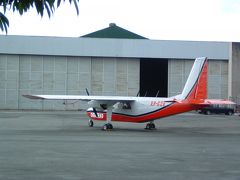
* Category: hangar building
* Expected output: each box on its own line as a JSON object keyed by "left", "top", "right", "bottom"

{"left": 0, "top": 23, "right": 239, "bottom": 110}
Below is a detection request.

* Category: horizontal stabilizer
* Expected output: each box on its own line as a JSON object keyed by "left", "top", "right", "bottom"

{"left": 189, "top": 99, "right": 236, "bottom": 106}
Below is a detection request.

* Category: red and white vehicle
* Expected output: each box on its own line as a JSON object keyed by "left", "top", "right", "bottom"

{"left": 23, "top": 57, "right": 235, "bottom": 130}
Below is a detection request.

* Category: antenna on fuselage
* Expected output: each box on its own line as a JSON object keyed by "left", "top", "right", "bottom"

{"left": 136, "top": 90, "right": 140, "bottom": 97}
{"left": 144, "top": 91, "right": 148, "bottom": 97}
{"left": 156, "top": 90, "right": 159, "bottom": 97}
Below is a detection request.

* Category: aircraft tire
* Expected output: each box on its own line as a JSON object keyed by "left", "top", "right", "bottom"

{"left": 108, "top": 123, "right": 113, "bottom": 129}
{"left": 88, "top": 119, "right": 94, "bottom": 127}
{"left": 151, "top": 123, "right": 156, "bottom": 129}
{"left": 102, "top": 123, "right": 113, "bottom": 131}
{"left": 146, "top": 124, "right": 150, "bottom": 130}
{"left": 146, "top": 123, "right": 156, "bottom": 130}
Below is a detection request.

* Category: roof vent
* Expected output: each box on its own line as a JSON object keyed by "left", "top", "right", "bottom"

{"left": 109, "top": 23, "right": 116, "bottom": 27}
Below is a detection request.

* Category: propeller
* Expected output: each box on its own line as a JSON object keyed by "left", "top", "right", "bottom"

{"left": 92, "top": 107, "right": 98, "bottom": 118}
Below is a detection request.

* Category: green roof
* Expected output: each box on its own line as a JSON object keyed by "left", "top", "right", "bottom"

{"left": 81, "top": 23, "right": 147, "bottom": 39}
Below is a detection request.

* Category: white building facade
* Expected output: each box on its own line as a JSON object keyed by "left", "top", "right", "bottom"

{"left": 0, "top": 35, "right": 238, "bottom": 110}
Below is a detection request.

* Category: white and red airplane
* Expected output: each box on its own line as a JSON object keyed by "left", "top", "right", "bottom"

{"left": 23, "top": 57, "right": 235, "bottom": 130}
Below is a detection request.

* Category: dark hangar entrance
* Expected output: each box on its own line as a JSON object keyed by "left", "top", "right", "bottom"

{"left": 140, "top": 59, "right": 168, "bottom": 97}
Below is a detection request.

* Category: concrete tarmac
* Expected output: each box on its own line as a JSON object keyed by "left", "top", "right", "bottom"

{"left": 0, "top": 110, "right": 240, "bottom": 180}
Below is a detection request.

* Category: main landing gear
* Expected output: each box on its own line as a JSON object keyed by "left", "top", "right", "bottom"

{"left": 102, "top": 123, "right": 113, "bottom": 131}
{"left": 145, "top": 122, "right": 156, "bottom": 130}
{"left": 88, "top": 107, "right": 114, "bottom": 131}
{"left": 88, "top": 119, "right": 113, "bottom": 130}
{"left": 102, "top": 107, "right": 113, "bottom": 131}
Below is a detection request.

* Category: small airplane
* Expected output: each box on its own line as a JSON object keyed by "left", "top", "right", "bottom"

{"left": 23, "top": 57, "right": 235, "bottom": 130}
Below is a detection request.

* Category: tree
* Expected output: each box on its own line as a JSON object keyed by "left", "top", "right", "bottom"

{"left": 0, "top": 0, "right": 79, "bottom": 33}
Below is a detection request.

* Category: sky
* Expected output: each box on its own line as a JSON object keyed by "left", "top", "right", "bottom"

{"left": 1, "top": 0, "right": 240, "bottom": 42}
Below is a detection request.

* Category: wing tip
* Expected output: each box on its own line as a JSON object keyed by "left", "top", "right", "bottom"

{"left": 22, "top": 95, "right": 45, "bottom": 100}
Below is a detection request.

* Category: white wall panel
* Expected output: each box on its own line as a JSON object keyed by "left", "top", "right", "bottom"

{"left": 127, "top": 59, "right": 139, "bottom": 96}
{"left": 91, "top": 58, "right": 103, "bottom": 95}
{"left": 103, "top": 58, "right": 116, "bottom": 95}
{"left": 0, "top": 55, "right": 19, "bottom": 109}
{"left": 168, "top": 59, "right": 228, "bottom": 99}
{"left": 0, "top": 54, "right": 138, "bottom": 110}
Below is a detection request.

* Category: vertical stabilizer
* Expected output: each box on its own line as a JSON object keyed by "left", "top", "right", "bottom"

{"left": 181, "top": 57, "right": 208, "bottom": 100}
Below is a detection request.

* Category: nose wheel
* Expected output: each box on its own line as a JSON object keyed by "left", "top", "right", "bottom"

{"left": 145, "top": 122, "right": 156, "bottom": 130}
{"left": 88, "top": 119, "right": 94, "bottom": 127}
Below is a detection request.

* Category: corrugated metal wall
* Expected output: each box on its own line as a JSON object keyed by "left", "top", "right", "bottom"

{"left": 0, "top": 54, "right": 229, "bottom": 110}
{"left": 232, "top": 43, "right": 240, "bottom": 100}
{"left": 168, "top": 59, "right": 228, "bottom": 99}
{"left": 0, "top": 55, "right": 139, "bottom": 110}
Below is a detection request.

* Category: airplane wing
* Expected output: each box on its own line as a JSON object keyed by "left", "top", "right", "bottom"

{"left": 22, "top": 94, "right": 136, "bottom": 102}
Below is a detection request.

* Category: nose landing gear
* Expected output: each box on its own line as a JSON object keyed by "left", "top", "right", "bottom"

{"left": 88, "top": 119, "right": 94, "bottom": 127}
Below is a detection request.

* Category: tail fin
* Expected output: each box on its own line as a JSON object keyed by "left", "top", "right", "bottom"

{"left": 181, "top": 57, "right": 208, "bottom": 100}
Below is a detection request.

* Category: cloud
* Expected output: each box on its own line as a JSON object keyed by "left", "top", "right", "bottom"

{"left": 221, "top": 0, "right": 240, "bottom": 14}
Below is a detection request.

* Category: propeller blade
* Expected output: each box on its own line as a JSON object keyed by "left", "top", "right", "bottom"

{"left": 85, "top": 88, "right": 90, "bottom": 96}
{"left": 93, "top": 107, "right": 98, "bottom": 117}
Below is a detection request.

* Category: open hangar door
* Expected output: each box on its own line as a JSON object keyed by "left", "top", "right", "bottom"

{"left": 140, "top": 58, "right": 168, "bottom": 97}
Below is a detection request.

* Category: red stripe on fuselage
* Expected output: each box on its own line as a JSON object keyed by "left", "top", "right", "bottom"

{"left": 87, "top": 101, "right": 202, "bottom": 123}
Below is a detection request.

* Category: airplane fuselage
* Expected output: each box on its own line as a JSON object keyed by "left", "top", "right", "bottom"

{"left": 87, "top": 97, "right": 203, "bottom": 123}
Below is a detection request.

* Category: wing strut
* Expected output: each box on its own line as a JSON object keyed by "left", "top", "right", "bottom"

{"left": 85, "top": 88, "right": 98, "bottom": 117}
{"left": 102, "top": 106, "right": 113, "bottom": 130}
